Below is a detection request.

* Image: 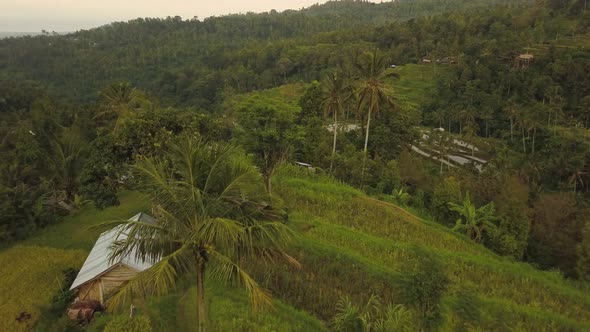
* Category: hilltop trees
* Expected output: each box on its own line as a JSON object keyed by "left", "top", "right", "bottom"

{"left": 106, "top": 138, "right": 297, "bottom": 330}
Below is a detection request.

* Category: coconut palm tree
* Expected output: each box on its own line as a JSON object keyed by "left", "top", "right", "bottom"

{"left": 46, "top": 126, "right": 88, "bottom": 201}
{"left": 104, "top": 138, "right": 297, "bottom": 331}
{"left": 94, "top": 82, "right": 146, "bottom": 132}
{"left": 322, "top": 72, "right": 351, "bottom": 174}
{"left": 448, "top": 192, "right": 496, "bottom": 243}
{"left": 355, "top": 52, "right": 397, "bottom": 154}
{"left": 502, "top": 98, "right": 518, "bottom": 143}
{"left": 355, "top": 52, "right": 397, "bottom": 184}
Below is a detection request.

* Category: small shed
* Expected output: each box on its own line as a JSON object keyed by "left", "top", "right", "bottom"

{"left": 69, "top": 212, "right": 158, "bottom": 304}
{"left": 514, "top": 53, "right": 534, "bottom": 68}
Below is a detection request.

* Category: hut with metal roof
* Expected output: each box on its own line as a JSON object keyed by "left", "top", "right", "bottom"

{"left": 69, "top": 212, "right": 158, "bottom": 304}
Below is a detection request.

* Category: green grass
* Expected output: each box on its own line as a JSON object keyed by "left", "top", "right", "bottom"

{"left": 266, "top": 167, "right": 590, "bottom": 330}
{"left": 86, "top": 281, "right": 326, "bottom": 332}
{"left": 0, "top": 189, "right": 325, "bottom": 331}
{"left": 0, "top": 246, "right": 86, "bottom": 332}
{"left": 3, "top": 166, "right": 590, "bottom": 331}
{"left": 390, "top": 64, "right": 448, "bottom": 110}
{"left": 0, "top": 191, "right": 148, "bottom": 331}
{"left": 20, "top": 190, "right": 149, "bottom": 251}
{"left": 223, "top": 83, "right": 307, "bottom": 116}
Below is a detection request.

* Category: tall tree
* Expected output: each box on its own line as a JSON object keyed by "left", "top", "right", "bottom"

{"left": 321, "top": 72, "right": 350, "bottom": 174}
{"left": 236, "top": 104, "right": 301, "bottom": 195}
{"left": 355, "top": 52, "right": 397, "bottom": 184}
{"left": 46, "top": 126, "right": 88, "bottom": 202}
{"left": 95, "top": 82, "right": 147, "bottom": 133}
{"left": 355, "top": 51, "right": 397, "bottom": 154}
{"left": 106, "top": 138, "right": 297, "bottom": 331}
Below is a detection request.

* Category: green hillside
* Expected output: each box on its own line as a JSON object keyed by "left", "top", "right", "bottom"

{"left": 2, "top": 169, "right": 588, "bottom": 331}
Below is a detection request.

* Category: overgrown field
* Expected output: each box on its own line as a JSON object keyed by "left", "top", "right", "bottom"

{"left": 391, "top": 64, "right": 447, "bottom": 110}
{"left": 0, "top": 190, "right": 324, "bottom": 331}
{"left": 223, "top": 83, "right": 307, "bottom": 115}
{"left": 257, "top": 166, "right": 590, "bottom": 331}
{"left": 0, "top": 191, "right": 148, "bottom": 330}
{"left": 0, "top": 246, "right": 86, "bottom": 332}
{"left": 2, "top": 171, "right": 590, "bottom": 330}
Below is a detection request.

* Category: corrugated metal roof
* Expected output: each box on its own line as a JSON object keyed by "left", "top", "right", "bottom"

{"left": 70, "top": 212, "right": 159, "bottom": 290}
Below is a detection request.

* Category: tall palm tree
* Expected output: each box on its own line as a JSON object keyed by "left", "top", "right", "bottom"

{"left": 47, "top": 126, "right": 88, "bottom": 201}
{"left": 355, "top": 52, "right": 397, "bottom": 184}
{"left": 322, "top": 72, "right": 351, "bottom": 174}
{"left": 502, "top": 98, "right": 517, "bottom": 143}
{"left": 355, "top": 52, "right": 397, "bottom": 154}
{"left": 94, "top": 82, "right": 145, "bottom": 132}
{"left": 105, "top": 138, "right": 297, "bottom": 331}
{"left": 448, "top": 192, "right": 496, "bottom": 243}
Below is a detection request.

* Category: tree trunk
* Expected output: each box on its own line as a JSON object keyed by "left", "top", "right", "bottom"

{"left": 264, "top": 174, "right": 272, "bottom": 196}
{"left": 330, "top": 111, "right": 338, "bottom": 174}
{"left": 363, "top": 108, "right": 372, "bottom": 153}
{"left": 361, "top": 107, "right": 372, "bottom": 186}
{"left": 522, "top": 127, "right": 526, "bottom": 154}
{"left": 197, "top": 262, "right": 206, "bottom": 332}
{"left": 510, "top": 118, "right": 514, "bottom": 142}
{"left": 532, "top": 128, "right": 537, "bottom": 154}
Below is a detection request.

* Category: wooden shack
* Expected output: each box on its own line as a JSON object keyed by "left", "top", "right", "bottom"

{"left": 515, "top": 53, "right": 534, "bottom": 69}
{"left": 69, "top": 212, "right": 158, "bottom": 304}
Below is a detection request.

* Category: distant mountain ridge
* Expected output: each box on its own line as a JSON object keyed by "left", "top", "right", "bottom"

{"left": 0, "top": 32, "right": 41, "bottom": 39}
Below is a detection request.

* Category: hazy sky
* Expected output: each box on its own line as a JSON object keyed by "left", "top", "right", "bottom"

{"left": 0, "top": 0, "right": 378, "bottom": 32}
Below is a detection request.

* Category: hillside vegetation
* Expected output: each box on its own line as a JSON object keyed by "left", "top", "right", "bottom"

{"left": 2, "top": 168, "right": 589, "bottom": 330}
{"left": 2, "top": 0, "right": 590, "bottom": 330}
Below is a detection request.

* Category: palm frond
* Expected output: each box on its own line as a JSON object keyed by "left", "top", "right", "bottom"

{"left": 208, "top": 249, "right": 272, "bottom": 310}
{"left": 107, "top": 244, "right": 195, "bottom": 310}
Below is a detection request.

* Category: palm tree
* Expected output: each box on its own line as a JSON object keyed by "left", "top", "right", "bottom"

{"left": 448, "top": 192, "right": 496, "bottom": 243}
{"left": 355, "top": 52, "right": 397, "bottom": 154}
{"left": 322, "top": 72, "right": 351, "bottom": 174}
{"left": 94, "top": 82, "right": 145, "bottom": 132}
{"left": 105, "top": 138, "right": 297, "bottom": 331}
{"left": 46, "top": 126, "right": 88, "bottom": 201}
{"left": 502, "top": 98, "right": 517, "bottom": 143}
{"left": 332, "top": 295, "right": 412, "bottom": 332}
{"left": 355, "top": 52, "right": 397, "bottom": 184}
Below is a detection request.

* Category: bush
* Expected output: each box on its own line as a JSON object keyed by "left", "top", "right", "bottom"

{"left": 431, "top": 176, "right": 462, "bottom": 226}
{"left": 103, "top": 315, "right": 152, "bottom": 332}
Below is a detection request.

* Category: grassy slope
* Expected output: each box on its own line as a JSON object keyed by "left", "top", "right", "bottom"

{"left": 2, "top": 168, "right": 589, "bottom": 331}
{"left": 263, "top": 166, "right": 590, "bottom": 331}
{"left": 222, "top": 83, "right": 307, "bottom": 115}
{"left": 0, "top": 190, "right": 325, "bottom": 331}
{"left": 0, "top": 191, "right": 147, "bottom": 331}
{"left": 391, "top": 64, "right": 446, "bottom": 111}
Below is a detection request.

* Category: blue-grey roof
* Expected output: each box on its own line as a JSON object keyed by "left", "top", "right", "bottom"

{"left": 70, "top": 212, "right": 158, "bottom": 290}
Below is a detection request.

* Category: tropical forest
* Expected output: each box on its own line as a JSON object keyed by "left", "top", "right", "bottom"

{"left": 1, "top": 0, "right": 590, "bottom": 330}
